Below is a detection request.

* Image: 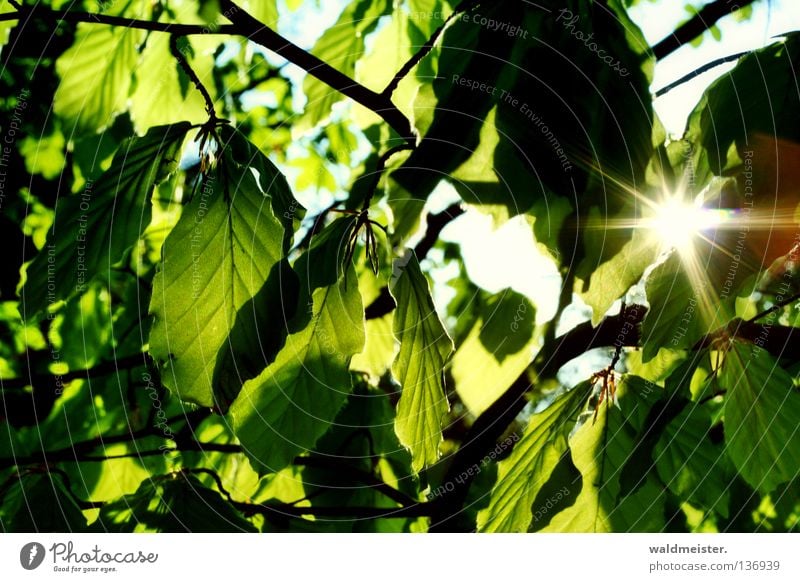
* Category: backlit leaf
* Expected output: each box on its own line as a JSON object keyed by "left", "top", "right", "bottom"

{"left": 389, "top": 250, "right": 454, "bottom": 472}
{"left": 478, "top": 382, "right": 592, "bottom": 532}
{"left": 230, "top": 274, "right": 365, "bottom": 474}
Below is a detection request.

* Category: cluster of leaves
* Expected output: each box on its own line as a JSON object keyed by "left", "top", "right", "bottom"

{"left": 0, "top": 0, "right": 798, "bottom": 532}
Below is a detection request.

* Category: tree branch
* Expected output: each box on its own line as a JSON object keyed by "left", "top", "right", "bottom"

{"left": 652, "top": 0, "right": 759, "bottom": 61}
{"left": 3, "top": 437, "right": 418, "bottom": 509}
{"left": 218, "top": 0, "right": 414, "bottom": 143}
{"left": 0, "top": 409, "right": 208, "bottom": 469}
{"left": 231, "top": 499, "right": 433, "bottom": 519}
{"left": 746, "top": 292, "right": 800, "bottom": 323}
{"left": 1, "top": 354, "right": 148, "bottom": 390}
{"left": 0, "top": 2, "right": 236, "bottom": 35}
{"left": 4, "top": 1, "right": 416, "bottom": 142}
{"left": 182, "top": 457, "right": 418, "bottom": 509}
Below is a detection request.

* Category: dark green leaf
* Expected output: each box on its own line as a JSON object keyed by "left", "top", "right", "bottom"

{"left": 720, "top": 341, "right": 800, "bottom": 494}
{"left": 451, "top": 289, "right": 537, "bottom": 416}
{"left": 22, "top": 123, "right": 190, "bottom": 319}
{"left": 149, "top": 128, "right": 295, "bottom": 409}
{"left": 92, "top": 473, "right": 256, "bottom": 532}
{"left": 542, "top": 376, "right": 667, "bottom": 532}
{"left": 0, "top": 473, "right": 87, "bottom": 533}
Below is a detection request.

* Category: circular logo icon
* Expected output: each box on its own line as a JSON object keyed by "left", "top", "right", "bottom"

{"left": 20, "top": 542, "right": 46, "bottom": 570}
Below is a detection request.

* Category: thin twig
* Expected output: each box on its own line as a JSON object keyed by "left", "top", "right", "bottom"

{"left": 747, "top": 292, "right": 800, "bottom": 323}
{"left": 180, "top": 467, "right": 234, "bottom": 500}
{"left": 381, "top": 0, "right": 481, "bottom": 98}
{"left": 654, "top": 52, "right": 748, "bottom": 97}
{"left": 169, "top": 35, "right": 217, "bottom": 119}
{"left": 0, "top": 409, "right": 209, "bottom": 469}
{"left": 359, "top": 144, "right": 414, "bottom": 211}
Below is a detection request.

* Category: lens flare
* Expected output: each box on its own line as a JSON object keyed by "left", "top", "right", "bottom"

{"left": 646, "top": 195, "right": 722, "bottom": 254}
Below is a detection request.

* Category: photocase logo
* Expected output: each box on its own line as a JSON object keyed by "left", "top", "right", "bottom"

{"left": 20, "top": 542, "right": 46, "bottom": 570}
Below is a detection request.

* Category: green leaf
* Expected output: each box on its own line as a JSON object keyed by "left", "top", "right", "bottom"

{"left": 684, "top": 35, "right": 800, "bottom": 267}
{"left": 242, "top": 0, "right": 278, "bottom": 25}
{"left": 654, "top": 403, "right": 732, "bottom": 517}
{"left": 92, "top": 473, "right": 256, "bottom": 532}
{"left": 355, "top": 5, "right": 433, "bottom": 117}
{"left": 298, "top": 384, "right": 418, "bottom": 531}
{"left": 0, "top": 473, "right": 87, "bottom": 533}
{"left": 477, "top": 382, "right": 592, "bottom": 532}
{"left": 451, "top": 289, "right": 537, "bottom": 416}
{"left": 641, "top": 253, "right": 732, "bottom": 362}
{"left": 408, "top": 0, "right": 449, "bottom": 36}
{"left": 21, "top": 123, "right": 190, "bottom": 319}
{"left": 149, "top": 128, "right": 294, "bottom": 409}
{"left": 580, "top": 230, "right": 658, "bottom": 325}
{"left": 389, "top": 250, "right": 454, "bottom": 472}
{"left": 230, "top": 274, "right": 365, "bottom": 475}
{"left": 392, "top": 4, "right": 519, "bottom": 209}
{"left": 54, "top": 24, "right": 140, "bottom": 134}
{"left": 350, "top": 313, "right": 396, "bottom": 380}
{"left": 19, "top": 129, "right": 66, "bottom": 180}
{"left": 226, "top": 127, "right": 306, "bottom": 251}
{"left": 48, "top": 283, "right": 112, "bottom": 369}
{"left": 289, "top": 150, "right": 338, "bottom": 193}
{"left": 687, "top": 34, "right": 800, "bottom": 174}
{"left": 720, "top": 341, "right": 800, "bottom": 494}
{"left": 298, "top": 0, "right": 391, "bottom": 131}
{"left": 542, "top": 376, "right": 667, "bottom": 532}
{"left": 395, "top": 0, "right": 654, "bottom": 229}
{"left": 0, "top": 1, "right": 16, "bottom": 58}
{"left": 130, "top": 33, "right": 212, "bottom": 132}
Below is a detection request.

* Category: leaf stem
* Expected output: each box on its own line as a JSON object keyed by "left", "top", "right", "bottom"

{"left": 169, "top": 35, "right": 217, "bottom": 120}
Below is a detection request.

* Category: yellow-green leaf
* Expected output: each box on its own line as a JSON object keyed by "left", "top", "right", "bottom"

{"left": 389, "top": 250, "right": 454, "bottom": 472}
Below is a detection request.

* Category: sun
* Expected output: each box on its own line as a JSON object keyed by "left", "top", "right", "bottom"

{"left": 644, "top": 192, "right": 722, "bottom": 253}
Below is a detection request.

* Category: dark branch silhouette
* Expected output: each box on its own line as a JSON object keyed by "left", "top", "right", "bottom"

{"left": 652, "top": 0, "right": 759, "bottom": 60}
{"left": 1, "top": 354, "right": 148, "bottom": 390}
{"left": 218, "top": 0, "right": 415, "bottom": 142}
